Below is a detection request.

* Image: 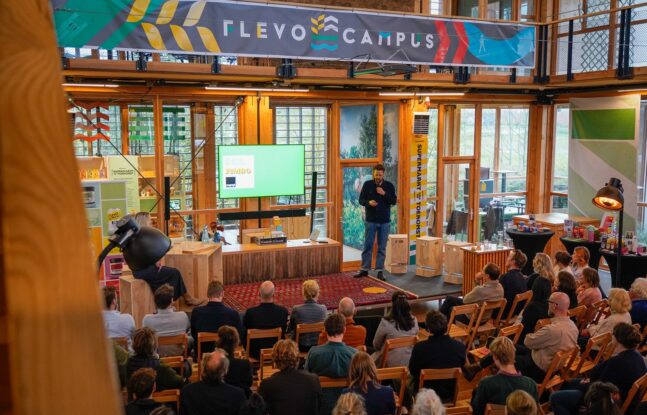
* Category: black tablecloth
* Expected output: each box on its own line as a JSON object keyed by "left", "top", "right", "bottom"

{"left": 559, "top": 238, "right": 602, "bottom": 270}
{"left": 600, "top": 250, "right": 647, "bottom": 289}
{"left": 506, "top": 229, "right": 555, "bottom": 275}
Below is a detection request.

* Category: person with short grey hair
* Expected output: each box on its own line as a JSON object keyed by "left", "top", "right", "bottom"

{"left": 411, "top": 389, "right": 446, "bottom": 415}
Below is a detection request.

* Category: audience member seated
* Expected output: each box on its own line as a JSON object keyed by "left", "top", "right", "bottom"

{"left": 318, "top": 297, "right": 367, "bottom": 348}
{"left": 126, "top": 328, "right": 185, "bottom": 392}
{"left": 103, "top": 286, "right": 135, "bottom": 344}
{"left": 288, "top": 279, "right": 328, "bottom": 351}
{"left": 411, "top": 389, "right": 445, "bottom": 415}
{"left": 239, "top": 393, "right": 267, "bottom": 415}
{"left": 583, "top": 382, "right": 622, "bottom": 415}
{"left": 409, "top": 311, "right": 466, "bottom": 400}
{"left": 258, "top": 339, "right": 323, "bottom": 415}
{"left": 518, "top": 276, "right": 551, "bottom": 343}
{"left": 571, "top": 246, "right": 591, "bottom": 282}
{"left": 343, "top": 351, "right": 395, "bottom": 415}
{"left": 306, "top": 313, "right": 358, "bottom": 415}
{"left": 243, "top": 280, "right": 289, "bottom": 359}
{"left": 506, "top": 390, "right": 537, "bottom": 415}
{"left": 549, "top": 323, "right": 646, "bottom": 415}
{"left": 333, "top": 393, "right": 367, "bottom": 415}
{"left": 470, "top": 337, "right": 538, "bottom": 415}
{"left": 216, "top": 325, "right": 252, "bottom": 397}
{"left": 554, "top": 251, "right": 574, "bottom": 275}
{"left": 180, "top": 349, "right": 246, "bottom": 415}
{"left": 465, "top": 292, "right": 577, "bottom": 383}
{"left": 525, "top": 253, "right": 555, "bottom": 291}
{"left": 555, "top": 271, "right": 578, "bottom": 310}
{"left": 440, "top": 263, "right": 504, "bottom": 322}
{"left": 372, "top": 291, "right": 419, "bottom": 367}
{"left": 114, "top": 342, "right": 130, "bottom": 388}
{"left": 629, "top": 278, "right": 647, "bottom": 328}
{"left": 581, "top": 288, "right": 631, "bottom": 347}
{"left": 577, "top": 268, "right": 603, "bottom": 307}
{"left": 125, "top": 368, "right": 162, "bottom": 415}
{"left": 142, "top": 284, "right": 192, "bottom": 357}
{"left": 190, "top": 280, "right": 244, "bottom": 347}
{"left": 500, "top": 250, "right": 529, "bottom": 317}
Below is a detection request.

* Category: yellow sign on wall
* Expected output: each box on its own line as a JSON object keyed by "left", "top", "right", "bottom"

{"left": 408, "top": 135, "right": 428, "bottom": 261}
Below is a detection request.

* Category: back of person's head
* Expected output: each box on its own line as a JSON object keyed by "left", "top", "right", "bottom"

{"left": 425, "top": 310, "right": 448, "bottom": 337}
{"left": 608, "top": 288, "right": 632, "bottom": 314}
{"left": 348, "top": 351, "right": 379, "bottom": 393}
{"left": 411, "top": 389, "right": 446, "bottom": 415}
{"left": 574, "top": 246, "right": 591, "bottom": 263}
{"left": 584, "top": 382, "right": 621, "bottom": 415}
{"left": 506, "top": 390, "right": 537, "bottom": 415}
{"left": 555, "top": 251, "right": 572, "bottom": 267}
{"left": 201, "top": 348, "right": 229, "bottom": 382}
{"left": 557, "top": 271, "right": 577, "bottom": 293}
{"left": 127, "top": 367, "right": 156, "bottom": 401}
{"left": 389, "top": 291, "right": 414, "bottom": 331}
{"left": 272, "top": 339, "right": 299, "bottom": 370}
{"left": 582, "top": 268, "right": 600, "bottom": 288}
{"left": 533, "top": 253, "right": 555, "bottom": 282}
{"left": 630, "top": 278, "right": 647, "bottom": 300}
{"left": 338, "top": 297, "right": 356, "bottom": 318}
{"left": 332, "top": 392, "right": 367, "bottom": 415}
{"left": 302, "top": 279, "right": 320, "bottom": 301}
{"left": 149, "top": 407, "right": 175, "bottom": 415}
{"left": 207, "top": 280, "right": 224, "bottom": 299}
{"left": 216, "top": 325, "right": 240, "bottom": 357}
{"left": 239, "top": 392, "right": 267, "bottom": 415}
{"left": 259, "top": 280, "right": 275, "bottom": 301}
{"left": 489, "top": 336, "right": 515, "bottom": 366}
{"left": 613, "top": 322, "right": 642, "bottom": 350}
{"left": 154, "top": 284, "right": 174, "bottom": 310}
{"left": 483, "top": 263, "right": 501, "bottom": 280}
{"left": 132, "top": 327, "right": 158, "bottom": 357}
{"left": 325, "top": 313, "right": 346, "bottom": 337}
{"left": 510, "top": 250, "right": 528, "bottom": 269}
{"left": 134, "top": 211, "right": 152, "bottom": 228}
{"left": 104, "top": 286, "right": 117, "bottom": 309}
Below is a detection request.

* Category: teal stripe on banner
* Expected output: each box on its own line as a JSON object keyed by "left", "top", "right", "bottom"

{"left": 571, "top": 109, "right": 635, "bottom": 140}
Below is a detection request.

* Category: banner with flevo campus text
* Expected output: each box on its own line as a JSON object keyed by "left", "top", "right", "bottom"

{"left": 52, "top": 0, "right": 536, "bottom": 68}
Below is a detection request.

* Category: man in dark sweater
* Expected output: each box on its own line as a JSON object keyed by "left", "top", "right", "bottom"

{"left": 125, "top": 368, "right": 162, "bottom": 415}
{"left": 243, "top": 280, "right": 289, "bottom": 359}
{"left": 355, "top": 163, "right": 398, "bottom": 281}
{"left": 180, "top": 348, "right": 247, "bottom": 415}
{"left": 499, "top": 249, "right": 528, "bottom": 317}
{"left": 191, "top": 280, "right": 244, "bottom": 345}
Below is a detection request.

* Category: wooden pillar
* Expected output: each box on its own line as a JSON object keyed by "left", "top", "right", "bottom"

{"left": 0, "top": 0, "right": 121, "bottom": 413}
{"left": 526, "top": 104, "right": 549, "bottom": 214}
{"left": 153, "top": 96, "right": 165, "bottom": 226}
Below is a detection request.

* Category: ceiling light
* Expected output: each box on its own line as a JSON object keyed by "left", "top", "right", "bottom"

{"left": 379, "top": 92, "right": 416, "bottom": 97}
{"left": 62, "top": 83, "right": 119, "bottom": 88}
{"left": 618, "top": 88, "right": 646, "bottom": 92}
{"left": 417, "top": 92, "right": 465, "bottom": 96}
{"left": 205, "top": 86, "right": 309, "bottom": 92}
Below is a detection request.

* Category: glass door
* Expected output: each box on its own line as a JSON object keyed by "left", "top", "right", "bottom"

{"left": 441, "top": 162, "right": 476, "bottom": 242}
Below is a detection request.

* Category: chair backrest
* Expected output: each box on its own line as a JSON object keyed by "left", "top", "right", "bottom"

{"left": 589, "top": 299, "right": 610, "bottom": 325}
{"left": 356, "top": 345, "right": 367, "bottom": 352}
{"left": 501, "top": 290, "right": 533, "bottom": 327}
{"left": 246, "top": 327, "right": 282, "bottom": 358}
{"left": 319, "top": 376, "right": 350, "bottom": 388}
{"left": 152, "top": 389, "right": 180, "bottom": 413}
{"left": 446, "top": 406, "right": 473, "bottom": 415}
{"left": 197, "top": 332, "right": 219, "bottom": 365}
{"left": 534, "top": 318, "right": 551, "bottom": 332}
{"left": 571, "top": 332, "right": 612, "bottom": 376}
{"left": 159, "top": 356, "right": 183, "bottom": 372}
{"left": 376, "top": 366, "right": 408, "bottom": 408}
{"left": 567, "top": 305, "right": 588, "bottom": 330}
{"left": 158, "top": 333, "right": 189, "bottom": 359}
{"left": 259, "top": 348, "right": 275, "bottom": 380}
{"left": 447, "top": 303, "right": 479, "bottom": 344}
{"left": 499, "top": 323, "right": 524, "bottom": 345}
{"left": 113, "top": 336, "right": 128, "bottom": 350}
{"left": 621, "top": 373, "right": 647, "bottom": 414}
{"left": 418, "top": 368, "right": 461, "bottom": 406}
{"left": 295, "top": 322, "right": 325, "bottom": 345}
{"left": 380, "top": 335, "right": 417, "bottom": 368}
{"left": 484, "top": 404, "right": 506, "bottom": 415}
{"left": 466, "top": 299, "right": 507, "bottom": 349}
{"left": 537, "top": 347, "right": 578, "bottom": 396}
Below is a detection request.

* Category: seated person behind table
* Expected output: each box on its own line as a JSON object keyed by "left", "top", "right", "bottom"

{"left": 142, "top": 284, "right": 192, "bottom": 357}
{"left": 470, "top": 336, "right": 538, "bottom": 415}
{"left": 243, "top": 280, "right": 289, "bottom": 359}
{"left": 102, "top": 286, "right": 135, "bottom": 344}
{"left": 439, "top": 263, "right": 504, "bottom": 323}
{"left": 125, "top": 368, "right": 162, "bottom": 415}
{"left": 499, "top": 249, "right": 529, "bottom": 317}
{"left": 372, "top": 291, "right": 419, "bottom": 368}
{"left": 577, "top": 268, "right": 603, "bottom": 307}
{"left": 318, "top": 297, "right": 367, "bottom": 348}
{"left": 288, "top": 279, "right": 328, "bottom": 351}
{"left": 191, "top": 280, "right": 244, "bottom": 345}
{"left": 571, "top": 246, "right": 591, "bottom": 282}
{"left": 554, "top": 251, "right": 574, "bottom": 276}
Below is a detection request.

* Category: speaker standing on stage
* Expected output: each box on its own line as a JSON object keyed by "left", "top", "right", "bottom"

{"left": 355, "top": 164, "right": 397, "bottom": 281}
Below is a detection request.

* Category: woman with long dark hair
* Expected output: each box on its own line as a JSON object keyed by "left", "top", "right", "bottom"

{"left": 372, "top": 291, "right": 418, "bottom": 367}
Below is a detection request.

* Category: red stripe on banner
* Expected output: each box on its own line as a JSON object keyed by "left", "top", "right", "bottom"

{"left": 453, "top": 22, "right": 468, "bottom": 64}
{"left": 434, "top": 21, "right": 450, "bottom": 63}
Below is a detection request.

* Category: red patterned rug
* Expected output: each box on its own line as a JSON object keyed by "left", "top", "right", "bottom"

{"left": 223, "top": 272, "right": 418, "bottom": 313}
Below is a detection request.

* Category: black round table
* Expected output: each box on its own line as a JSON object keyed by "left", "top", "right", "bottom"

{"left": 600, "top": 250, "right": 647, "bottom": 289}
{"left": 506, "top": 229, "right": 555, "bottom": 275}
{"left": 559, "top": 237, "right": 602, "bottom": 270}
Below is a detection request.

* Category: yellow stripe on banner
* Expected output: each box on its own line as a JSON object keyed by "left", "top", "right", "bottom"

{"left": 127, "top": 0, "right": 151, "bottom": 22}
{"left": 141, "top": 23, "right": 166, "bottom": 50}
{"left": 170, "top": 25, "right": 194, "bottom": 50}
{"left": 156, "top": 0, "right": 179, "bottom": 24}
{"left": 196, "top": 27, "right": 221, "bottom": 52}
{"left": 184, "top": 0, "right": 206, "bottom": 26}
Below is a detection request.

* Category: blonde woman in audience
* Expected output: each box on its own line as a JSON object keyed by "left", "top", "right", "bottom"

{"left": 571, "top": 246, "right": 591, "bottom": 282}
{"left": 505, "top": 390, "right": 537, "bottom": 415}
{"left": 629, "top": 278, "right": 647, "bottom": 327}
{"left": 411, "top": 389, "right": 446, "bottom": 415}
{"left": 343, "top": 352, "right": 395, "bottom": 415}
{"left": 582, "top": 288, "right": 632, "bottom": 348}
{"left": 333, "top": 393, "right": 367, "bottom": 415}
{"left": 288, "top": 279, "right": 328, "bottom": 351}
{"left": 577, "top": 268, "right": 603, "bottom": 307}
{"left": 526, "top": 253, "right": 555, "bottom": 290}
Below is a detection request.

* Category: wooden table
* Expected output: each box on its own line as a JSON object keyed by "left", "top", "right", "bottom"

{"left": 164, "top": 241, "right": 223, "bottom": 298}
{"left": 513, "top": 213, "right": 599, "bottom": 258}
{"left": 222, "top": 238, "right": 341, "bottom": 284}
{"left": 461, "top": 245, "right": 512, "bottom": 295}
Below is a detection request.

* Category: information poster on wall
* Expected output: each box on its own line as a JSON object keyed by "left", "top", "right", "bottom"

{"left": 409, "top": 135, "right": 428, "bottom": 263}
{"left": 107, "top": 155, "right": 141, "bottom": 214}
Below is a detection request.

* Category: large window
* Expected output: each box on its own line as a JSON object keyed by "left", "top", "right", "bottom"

{"left": 214, "top": 105, "right": 239, "bottom": 210}
{"left": 72, "top": 104, "right": 122, "bottom": 157}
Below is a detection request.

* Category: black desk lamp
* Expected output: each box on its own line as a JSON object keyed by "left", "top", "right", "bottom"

{"left": 592, "top": 177, "right": 624, "bottom": 287}
{"left": 97, "top": 217, "right": 171, "bottom": 271}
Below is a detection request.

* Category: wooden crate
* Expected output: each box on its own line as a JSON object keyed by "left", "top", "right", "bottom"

{"left": 444, "top": 241, "right": 472, "bottom": 280}
{"left": 385, "top": 234, "right": 409, "bottom": 274}
{"left": 119, "top": 274, "right": 155, "bottom": 328}
{"left": 163, "top": 241, "right": 223, "bottom": 298}
{"left": 416, "top": 236, "right": 443, "bottom": 277}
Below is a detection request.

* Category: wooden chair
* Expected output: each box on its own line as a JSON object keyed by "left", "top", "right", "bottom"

{"left": 564, "top": 332, "right": 612, "bottom": 380}
{"left": 380, "top": 335, "right": 417, "bottom": 368}
{"left": 589, "top": 299, "right": 610, "bottom": 325}
{"left": 246, "top": 327, "right": 282, "bottom": 364}
{"left": 295, "top": 322, "right": 325, "bottom": 357}
{"left": 464, "top": 299, "right": 507, "bottom": 350}
{"left": 159, "top": 355, "right": 184, "bottom": 377}
{"left": 446, "top": 304, "right": 479, "bottom": 345}
{"left": 356, "top": 345, "right": 367, "bottom": 352}
{"left": 536, "top": 347, "right": 578, "bottom": 397}
{"left": 567, "top": 305, "right": 588, "bottom": 330}
{"left": 196, "top": 332, "right": 219, "bottom": 378}
{"left": 500, "top": 290, "right": 533, "bottom": 328}
{"left": 376, "top": 366, "right": 407, "bottom": 415}
{"left": 259, "top": 348, "right": 277, "bottom": 380}
{"left": 468, "top": 323, "right": 524, "bottom": 362}
{"left": 113, "top": 336, "right": 129, "bottom": 350}
{"left": 446, "top": 406, "right": 473, "bottom": 415}
{"left": 318, "top": 376, "right": 350, "bottom": 389}
{"left": 152, "top": 389, "right": 180, "bottom": 413}
{"left": 484, "top": 404, "right": 505, "bottom": 415}
{"left": 534, "top": 318, "right": 551, "bottom": 332}
{"left": 158, "top": 333, "right": 189, "bottom": 359}
{"left": 620, "top": 373, "right": 647, "bottom": 414}
{"left": 418, "top": 368, "right": 462, "bottom": 407}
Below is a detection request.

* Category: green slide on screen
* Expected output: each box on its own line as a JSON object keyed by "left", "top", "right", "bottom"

{"left": 217, "top": 145, "right": 305, "bottom": 199}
